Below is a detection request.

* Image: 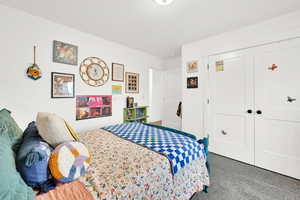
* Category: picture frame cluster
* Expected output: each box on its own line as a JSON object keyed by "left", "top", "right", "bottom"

{"left": 50, "top": 40, "right": 140, "bottom": 98}
{"left": 51, "top": 40, "right": 77, "bottom": 98}
{"left": 186, "top": 60, "right": 199, "bottom": 89}
{"left": 34, "top": 39, "right": 142, "bottom": 120}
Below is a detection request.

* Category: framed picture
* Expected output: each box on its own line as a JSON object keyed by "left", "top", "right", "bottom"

{"left": 53, "top": 40, "right": 78, "bottom": 65}
{"left": 76, "top": 95, "right": 112, "bottom": 120}
{"left": 187, "top": 77, "right": 198, "bottom": 89}
{"left": 187, "top": 61, "right": 198, "bottom": 73}
{"left": 125, "top": 72, "right": 139, "bottom": 93}
{"left": 127, "top": 96, "right": 134, "bottom": 108}
{"left": 51, "top": 72, "right": 75, "bottom": 98}
{"left": 112, "top": 85, "right": 122, "bottom": 95}
{"left": 216, "top": 60, "right": 224, "bottom": 72}
{"left": 112, "top": 63, "right": 124, "bottom": 82}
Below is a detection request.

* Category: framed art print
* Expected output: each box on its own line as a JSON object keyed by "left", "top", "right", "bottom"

{"left": 53, "top": 40, "right": 78, "bottom": 65}
{"left": 187, "top": 76, "right": 198, "bottom": 89}
{"left": 51, "top": 72, "right": 75, "bottom": 98}
{"left": 125, "top": 72, "right": 139, "bottom": 93}
{"left": 126, "top": 96, "right": 134, "bottom": 108}
{"left": 216, "top": 60, "right": 224, "bottom": 72}
{"left": 187, "top": 61, "right": 198, "bottom": 73}
{"left": 76, "top": 95, "right": 112, "bottom": 120}
{"left": 112, "top": 85, "right": 122, "bottom": 95}
{"left": 112, "top": 63, "right": 124, "bottom": 82}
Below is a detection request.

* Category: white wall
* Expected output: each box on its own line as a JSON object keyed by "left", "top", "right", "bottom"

{"left": 162, "top": 57, "right": 182, "bottom": 130}
{"left": 0, "top": 5, "right": 163, "bottom": 132}
{"left": 182, "top": 10, "right": 300, "bottom": 138}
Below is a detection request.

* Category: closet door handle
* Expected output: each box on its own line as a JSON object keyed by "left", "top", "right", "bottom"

{"left": 247, "top": 109, "right": 253, "bottom": 114}
{"left": 256, "top": 110, "right": 262, "bottom": 115}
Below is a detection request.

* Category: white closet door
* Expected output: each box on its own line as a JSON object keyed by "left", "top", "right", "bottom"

{"left": 254, "top": 38, "right": 300, "bottom": 179}
{"left": 208, "top": 52, "right": 255, "bottom": 164}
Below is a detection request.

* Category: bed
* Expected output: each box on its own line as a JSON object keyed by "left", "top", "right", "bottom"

{"left": 77, "top": 123, "right": 210, "bottom": 200}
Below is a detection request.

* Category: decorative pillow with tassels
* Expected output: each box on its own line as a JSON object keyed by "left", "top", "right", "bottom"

{"left": 16, "top": 122, "right": 55, "bottom": 193}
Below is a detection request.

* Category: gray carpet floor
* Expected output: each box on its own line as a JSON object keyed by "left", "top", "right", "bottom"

{"left": 192, "top": 153, "right": 300, "bottom": 200}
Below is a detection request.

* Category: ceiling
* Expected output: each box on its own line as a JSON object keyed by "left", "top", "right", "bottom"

{"left": 2, "top": 0, "right": 300, "bottom": 58}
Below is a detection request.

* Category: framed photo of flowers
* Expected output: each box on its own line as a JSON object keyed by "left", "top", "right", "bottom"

{"left": 112, "top": 63, "right": 124, "bottom": 82}
{"left": 51, "top": 72, "right": 75, "bottom": 98}
{"left": 125, "top": 72, "right": 139, "bottom": 93}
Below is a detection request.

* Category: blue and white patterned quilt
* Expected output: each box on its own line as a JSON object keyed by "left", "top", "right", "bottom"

{"left": 102, "top": 123, "right": 205, "bottom": 175}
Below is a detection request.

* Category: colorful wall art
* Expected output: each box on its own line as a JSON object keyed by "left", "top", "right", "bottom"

{"left": 216, "top": 61, "right": 224, "bottom": 72}
{"left": 51, "top": 72, "right": 75, "bottom": 98}
{"left": 53, "top": 40, "right": 78, "bottom": 65}
{"left": 76, "top": 95, "right": 112, "bottom": 120}
{"left": 112, "top": 85, "right": 122, "bottom": 95}
{"left": 27, "top": 46, "right": 42, "bottom": 80}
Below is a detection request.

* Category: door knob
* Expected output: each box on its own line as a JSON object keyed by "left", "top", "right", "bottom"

{"left": 247, "top": 109, "right": 253, "bottom": 114}
{"left": 256, "top": 110, "right": 262, "bottom": 115}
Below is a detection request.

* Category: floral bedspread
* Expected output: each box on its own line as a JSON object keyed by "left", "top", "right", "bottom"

{"left": 79, "top": 129, "right": 209, "bottom": 200}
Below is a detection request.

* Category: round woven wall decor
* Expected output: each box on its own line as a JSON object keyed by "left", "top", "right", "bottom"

{"left": 79, "top": 57, "right": 109, "bottom": 87}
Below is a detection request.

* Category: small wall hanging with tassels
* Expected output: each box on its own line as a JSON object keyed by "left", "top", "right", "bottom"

{"left": 27, "top": 45, "right": 42, "bottom": 80}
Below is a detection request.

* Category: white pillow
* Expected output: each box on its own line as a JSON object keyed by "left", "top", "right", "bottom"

{"left": 36, "top": 112, "right": 75, "bottom": 147}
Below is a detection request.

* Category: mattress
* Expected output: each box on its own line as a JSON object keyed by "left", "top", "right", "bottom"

{"left": 79, "top": 129, "right": 209, "bottom": 200}
{"left": 102, "top": 122, "right": 205, "bottom": 175}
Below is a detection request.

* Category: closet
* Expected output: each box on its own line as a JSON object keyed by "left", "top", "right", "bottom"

{"left": 207, "top": 37, "right": 300, "bottom": 179}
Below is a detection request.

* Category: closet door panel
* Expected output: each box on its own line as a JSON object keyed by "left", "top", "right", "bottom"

{"left": 255, "top": 40, "right": 300, "bottom": 121}
{"left": 208, "top": 53, "right": 254, "bottom": 164}
{"left": 255, "top": 119, "right": 300, "bottom": 179}
{"left": 255, "top": 38, "right": 300, "bottom": 179}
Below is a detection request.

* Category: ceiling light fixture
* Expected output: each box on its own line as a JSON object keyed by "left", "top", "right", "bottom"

{"left": 154, "top": 0, "right": 174, "bottom": 5}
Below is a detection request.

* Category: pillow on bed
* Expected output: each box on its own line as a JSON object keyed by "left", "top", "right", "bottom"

{"left": 49, "top": 141, "right": 91, "bottom": 183}
{"left": 0, "top": 108, "right": 23, "bottom": 152}
{"left": 36, "top": 112, "right": 75, "bottom": 147}
{"left": 16, "top": 122, "right": 54, "bottom": 192}
{"left": 0, "top": 137, "right": 35, "bottom": 200}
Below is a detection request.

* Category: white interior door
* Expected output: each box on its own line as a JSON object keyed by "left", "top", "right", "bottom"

{"left": 162, "top": 67, "right": 182, "bottom": 130}
{"left": 149, "top": 68, "right": 164, "bottom": 122}
{"left": 254, "top": 38, "right": 300, "bottom": 179}
{"left": 208, "top": 52, "right": 255, "bottom": 164}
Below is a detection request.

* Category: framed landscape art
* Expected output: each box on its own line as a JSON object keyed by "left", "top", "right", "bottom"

{"left": 76, "top": 95, "right": 112, "bottom": 120}
{"left": 125, "top": 72, "right": 139, "bottom": 93}
{"left": 53, "top": 40, "right": 78, "bottom": 65}
{"left": 51, "top": 72, "right": 75, "bottom": 98}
